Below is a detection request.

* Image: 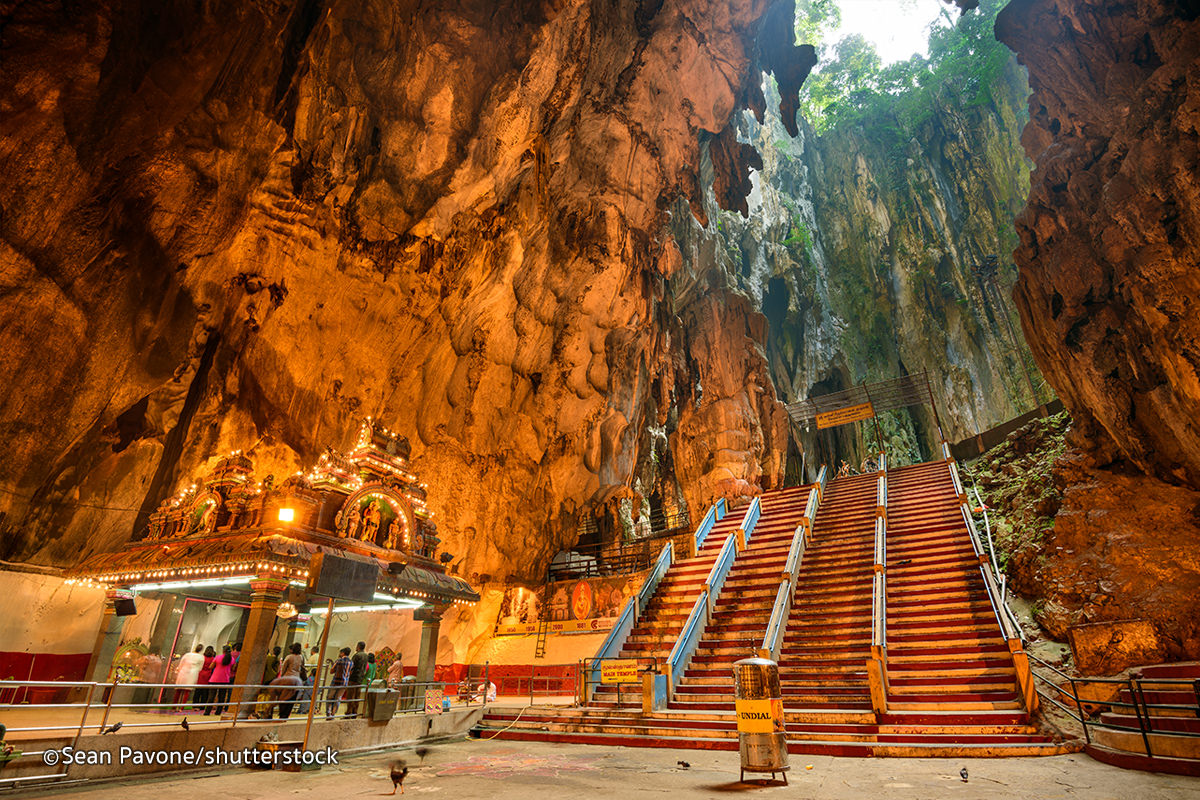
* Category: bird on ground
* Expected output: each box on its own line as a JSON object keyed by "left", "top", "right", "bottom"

{"left": 677, "top": 760, "right": 690, "bottom": 770}
{"left": 101, "top": 722, "right": 123, "bottom": 735}
{"left": 181, "top": 717, "right": 189, "bottom": 731}
{"left": 960, "top": 767, "right": 969, "bottom": 782}
{"left": 414, "top": 746, "right": 430, "bottom": 764}
{"left": 390, "top": 760, "right": 409, "bottom": 795}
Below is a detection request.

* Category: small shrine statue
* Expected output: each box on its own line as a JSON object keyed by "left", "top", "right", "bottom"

{"left": 381, "top": 519, "right": 397, "bottom": 550}
{"left": 262, "top": 474, "right": 275, "bottom": 492}
{"left": 361, "top": 499, "right": 382, "bottom": 544}
{"left": 193, "top": 501, "right": 218, "bottom": 535}
{"left": 342, "top": 502, "right": 362, "bottom": 539}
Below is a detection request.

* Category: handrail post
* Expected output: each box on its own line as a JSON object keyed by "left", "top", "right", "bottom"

{"left": 97, "top": 679, "right": 117, "bottom": 733}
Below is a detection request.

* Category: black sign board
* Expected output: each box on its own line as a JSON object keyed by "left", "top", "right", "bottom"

{"left": 306, "top": 552, "right": 378, "bottom": 603}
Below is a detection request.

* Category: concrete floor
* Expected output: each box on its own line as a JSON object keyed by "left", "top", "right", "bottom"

{"left": 24, "top": 738, "right": 1199, "bottom": 799}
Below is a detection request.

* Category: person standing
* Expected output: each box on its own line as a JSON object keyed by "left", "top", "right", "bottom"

{"left": 326, "top": 647, "right": 352, "bottom": 719}
{"left": 387, "top": 653, "right": 404, "bottom": 687}
{"left": 347, "top": 641, "right": 368, "bottom": 718}
{"left": 365, "top": 653, "right": 377, "bottom": 684}
{"left": 174, "top": 644, "right": 205, "bottom": 708}
{"left": 207, "top": 645, "right": 234, "bottom": 716}
{"left": 269, "top": 643, "right": 306, "bottom": 719}
{"left": 194, "top": 646, "right": 217, "bottom": 712}
{"left": 263, "top": 646, "right": 282, "bottom": 684}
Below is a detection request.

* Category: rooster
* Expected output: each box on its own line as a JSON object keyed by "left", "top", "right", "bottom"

{"left": 390, "top": 760, "right": 409, "bottom": 795}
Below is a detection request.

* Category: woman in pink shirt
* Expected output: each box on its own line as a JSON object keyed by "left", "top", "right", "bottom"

{"left": 206, "top": 645, "right": 234, "bottom": 716}
{"left": 194, "top": 646, "right": 216, "bottom": 713}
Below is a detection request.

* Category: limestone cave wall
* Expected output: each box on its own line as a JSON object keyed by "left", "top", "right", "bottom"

{"left": 992, "top": 0, "right": 1200, "bottom": 658}
{"left": 674, "top": 56, "right": 1047, "bottom": 470}
{"left": 0, "top": 0, "right": 803, "bottom": 584}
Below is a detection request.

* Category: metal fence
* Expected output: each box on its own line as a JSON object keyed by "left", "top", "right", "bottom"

{"left": 0, "top": 672, "right": 490, "bottom": 787}
{"left": 1026, "top": 654, "right": 1200, "bottom": 757}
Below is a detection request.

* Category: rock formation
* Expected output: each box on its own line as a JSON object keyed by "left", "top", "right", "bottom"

{"left": 997, "top": 0, "right": 1200, "bottom": 489}
{"left": 995, "top": 0, "right": 1200, "bottom": 659}
{"left": 674, "top": 53, "right": 1046, "bottom": 471}
{"left": 0, "top": 0, "right": 815, "bottom": 583}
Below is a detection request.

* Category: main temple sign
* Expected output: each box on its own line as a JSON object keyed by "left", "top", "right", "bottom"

{"left": 815, "top": 402, "right": 874, "bottom": 430}
{"left": 600, "top": 659, "right": 639, "bottom": 684}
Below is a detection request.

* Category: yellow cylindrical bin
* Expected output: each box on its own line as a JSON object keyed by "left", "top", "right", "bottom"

{"left": 732, "top": 657, "right": 789, "bottom": 784}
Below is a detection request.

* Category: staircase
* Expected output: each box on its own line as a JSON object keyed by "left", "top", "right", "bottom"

{"left": 588, "top": 508, "right": 742, "bottom": 708}
{"left": 477, "top": 459, "right": 1073, "bottom": 757}
{"left": 778, "top": 472, "right": 876, "bottom": 713}
{"left": 877, "top": 460, "right": 1060, "bottom": 753}
{"left": 672, "top": 485, "right": 811, "bottom": 711}
{"left": 1084, "top": 661, "right": 1200, "bottom": 776}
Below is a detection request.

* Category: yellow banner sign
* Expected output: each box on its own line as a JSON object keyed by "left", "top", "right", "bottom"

{"left": 735, "top": 698, "right": 785, "bottom": 734}
{"left": 494, "top": 618, "right": 614, "bottom": 636}
{"left": 600, "top": 659, "right": 640, "bottom": 684}
{"left": 815, "top": 402, "right": 875, "bottom": 430}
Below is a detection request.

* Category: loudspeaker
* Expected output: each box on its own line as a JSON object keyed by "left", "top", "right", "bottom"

{"left": 113, "top": 597, "right": 137, "bottom": 616}
{"left": 306, "top": 552, "right": 378, "bottom": 603}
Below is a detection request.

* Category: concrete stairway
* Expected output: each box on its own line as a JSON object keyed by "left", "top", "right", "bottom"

{"left": 778, "top": 472, "right": 877, "bottom": 713}
{"left": 878, "top": 460, "right": 1059, "bottom": 753}
{"left": 588, "top": 507, "right": 742, "bottom": 708}
{"left": 1085, "top": 661, "right": 1200, "bottom": 776}
{"left": 672, "top": 485, "right": 812, "bottom": 711}
{"left": 478, "top": 460, "right": 1072, "bottom": 756}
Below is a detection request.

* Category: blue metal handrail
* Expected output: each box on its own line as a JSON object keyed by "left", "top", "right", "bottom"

{"left": 705, "top": 534, "right": 738, "bottom": 612}
{"left": 738, "top": 496, "right": 762, "bottom": 547}
{"left": 760, "top": 580, "right": 792, "bottom": 660}
{"left": 589, "top": 540, "right": 674, "bottom": 700}
{"left": 693, "top": 498, "right": 727, "bottom": 551}
{"left": 761, "top": 470, "right": 826, "bottom": 660}
{"left": 666, "top": 590, "right": 709, "bottom": 688}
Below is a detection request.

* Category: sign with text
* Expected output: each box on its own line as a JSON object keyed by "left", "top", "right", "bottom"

{"left": 424, "top": 688, "right": 444, "bottom": 715}
{"left": 600, "top": 659, "right": 640, "bottom": 685}
{"left": 815, "top": 402, "right": 875, "bottom": 430}
{"left": 495, "top": 618, "right": 615, "bottom": 636}
{"left": 735, "top": 697, "right": 785, "bottom": 733}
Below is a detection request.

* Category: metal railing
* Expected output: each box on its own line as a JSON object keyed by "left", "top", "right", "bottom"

{"left": 760, "top": 467, "right": 827, "bottom": 661}
{"left": 667, "top": 592, "right": 710, "bottom": 691}
{"left": 0, "top": 673, "right": 481, "bottom": 787}
{"left": 703, "top": 535, "right": 738, "bottom": 617}
{"left": 1026, "top": 653, "right": 1200, "bottom": 757}
{"left": 587, "top": 541, "right": 674, "bottom": 701}
{"left": 737, "top": 496, "right": 762, "bottom": 549}
{"left": 870, "top": 453, "right": 888, "bottom": 652}
{"left": 946, "top": 456, "right": 1023, "bottom": 642}
{"left": 693, "top": 498, "right": 728, "bottom": 551}
{"left": 580, "top": 657, "right": 661, "bottom": 708}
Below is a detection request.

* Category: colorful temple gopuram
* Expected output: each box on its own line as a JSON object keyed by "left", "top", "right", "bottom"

{"left": 68, "top": 418, "right": 478, "bottom": 703}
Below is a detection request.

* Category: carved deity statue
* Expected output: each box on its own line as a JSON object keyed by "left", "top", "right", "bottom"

{"left": 192, "top": 501, "right": 217, "bottom": 535}
{"left": 361, "top": 499, "right": 382, "bottom": 544}
{"left": 342, "top": 503, "right": 362, "bottom": 540}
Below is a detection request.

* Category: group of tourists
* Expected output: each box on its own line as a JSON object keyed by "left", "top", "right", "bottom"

{"left": 171, "top": 638, "right": 404, "bottom": 720}
{"left": 259, "top": 640, "right": 404, "bottom": 720}
{"left": 171, "top": 642, "right": 243, "bottom": 716}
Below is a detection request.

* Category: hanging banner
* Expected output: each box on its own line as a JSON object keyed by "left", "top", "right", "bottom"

{"left": 599, "top": 659, "right": 640, "bottom": 684}
{"left": 815, "top": 402, "right": 875, "bottom": 429}
{"left": 494, "top": 572, "right": 647, "bottom": 636}
{"left": 495, "top": 618, "right": 614, "bottom": 636}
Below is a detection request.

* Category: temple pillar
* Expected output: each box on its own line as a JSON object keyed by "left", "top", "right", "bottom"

{"left": 284, "top": 608, "right": 310, "bottom": 649}
{"left": 414, "top": 606, "right": 445, "bottom": 685}
{"left": 230, "top": 574, "right": 288, "bottom": 718}
{"left": 147, "top": 593, "right": 186, "bottom": 683}
{"left": 85, "top": 591, "right": 130, "bottom": 685}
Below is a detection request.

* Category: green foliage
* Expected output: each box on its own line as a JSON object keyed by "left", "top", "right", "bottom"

{"left": 799, "top": 0, "right": 1013, "bottom": 138}
{"left": 793, "top": 0, "right": 842, "bottom": 48}
{"left": 783, "top": 219, "right": 814, "bottom": 252}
